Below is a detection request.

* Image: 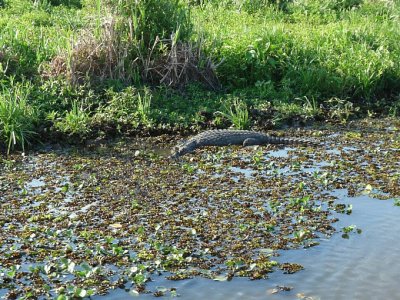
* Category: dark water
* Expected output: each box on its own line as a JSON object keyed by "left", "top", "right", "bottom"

{"left": 102, "top": 189, "right": 400, "bottom": 300}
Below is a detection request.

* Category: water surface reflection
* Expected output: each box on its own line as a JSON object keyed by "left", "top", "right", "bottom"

{"left": 103, "top": 190, "right": 400, "bottom": 300}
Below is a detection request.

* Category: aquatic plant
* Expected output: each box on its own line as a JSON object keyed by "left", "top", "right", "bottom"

{"left": 218, "top": 98, "right": 250, "bottom": 129}
{"left": 1, "top": 118, "right": 400, "bottom": 297}
{"left": 136, "top": 88, "right": 152, "bottom": 124}
{"left": 325, "top": 97, "right": 360, "bottom": 123}
{"left": 342, "top": 225, "right": 362, "bottom": 239}
{"left": 54, "top": 101, "right": 91, "bottom": 138}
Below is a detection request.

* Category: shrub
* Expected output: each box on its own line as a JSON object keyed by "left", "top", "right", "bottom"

{"left": 32, "top": 79, "right": 98, "bottom": 117}
{"left": 45, "top": 0, "right": 201, "bottom": 86}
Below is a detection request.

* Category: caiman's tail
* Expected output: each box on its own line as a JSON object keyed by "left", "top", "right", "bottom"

{"left": 264, "top": 135, "right": 319, "bottom": 146}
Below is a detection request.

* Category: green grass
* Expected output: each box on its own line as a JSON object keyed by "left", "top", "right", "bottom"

{"left": 194, "top": 1, "right": 400, "bottom": 101}
{"left": 0, "top": 0, "right": 400, "bottom": 152}
{"left": 53, "top": 100, "right": 91, "bottom": 138}
{"left": 217, "top": 98, "right": 250, "bottom": 129}
{"left": 0, "top": 80, "right": 37, "bottom": 154}
{"left": 0, "top": 0, "right": 80, "bottom": 79}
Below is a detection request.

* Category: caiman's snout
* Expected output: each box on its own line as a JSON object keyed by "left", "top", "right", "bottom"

{"left": 170, "top": 145, "right": 188, "bottom": 159}
{"left": 169, "top": 146, "right": 181, "bottom": 159}
{"left": 169, "top": 140, "right": 197, "bottom": 159}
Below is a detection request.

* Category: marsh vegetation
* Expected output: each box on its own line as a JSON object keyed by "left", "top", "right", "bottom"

{"left": 1, "top": 0, "right": 400, "bottom": 298}
{"left": 0, "top": 0, "right": 399, "bottom": 152}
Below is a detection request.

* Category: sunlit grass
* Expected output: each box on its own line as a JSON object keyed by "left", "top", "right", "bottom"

{"left": 193, "top": 1, "right": 400, "bottom": 100}
{"left": 0, "top": 0, "right": 399, "bottom": 152}
{"left": 218, "top": 97, "right": 250, "bottom": 129}
{"left": 0, "top": 80, "right": 37, "bottom": 154}
{"left": 54, "top": 101, "right": 91, "bottom": 138}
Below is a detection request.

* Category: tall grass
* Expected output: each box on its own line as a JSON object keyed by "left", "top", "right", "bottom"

{"left": 218, "top": 98, "right": 250, "bottom": 129}
{"left": 39, "top": 0, "right": 195, "bottom": 86}
{"left": 193, "top": 1, "right": 400, "bottom": 102}
{"left": 0, "top": 0, "right": 79, "bottom": 79}
{"left": 110, "top": 0, "right": 192, "bottom": 46}
{"left": 137, "top": 88, "right": 152, "bottom": 124}
{"left": 0, "top": 80, "right": 37, "bottom": 154}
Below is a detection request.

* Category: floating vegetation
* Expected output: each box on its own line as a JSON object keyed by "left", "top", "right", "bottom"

{"left": 341, "top": 225, "right": 362, "bottom": 239}
{"left": 268, "top": 285, "right": 293, "bottom": 294}
{"left": 0, "top": 118, "right": 399, "bottom": 298}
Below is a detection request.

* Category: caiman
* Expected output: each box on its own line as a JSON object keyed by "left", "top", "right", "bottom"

{"left": 171, "top": 129, "right": 317, "bottom": 158}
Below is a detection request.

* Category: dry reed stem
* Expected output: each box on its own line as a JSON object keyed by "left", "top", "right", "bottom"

{"left": 143, "top": 34, "right": 221, "bottom": 90}
{"left": 43, "top": 20, "right": 220, "bottom": 90}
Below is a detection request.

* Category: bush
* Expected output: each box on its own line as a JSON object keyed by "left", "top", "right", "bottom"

{"left": 44, "top": 0, "right": 195, "bottom": 86}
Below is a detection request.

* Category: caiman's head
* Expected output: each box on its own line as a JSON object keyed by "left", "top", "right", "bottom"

{"left": 170, "top": 140, "right": 197, "bottom": 159}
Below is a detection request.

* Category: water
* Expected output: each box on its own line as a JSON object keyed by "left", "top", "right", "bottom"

{"left": 103, "top": 190, "right": 400, "bottom": 300}
{"left": 265, "top": 191, "right": 400, "bottom": 300}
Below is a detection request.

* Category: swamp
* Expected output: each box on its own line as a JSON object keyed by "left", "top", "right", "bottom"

{"left": 1, "top": 118, "right": 399, "bottom": 299}
{"left": 1, "top": 0, "right": 400, "bottom": 299}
